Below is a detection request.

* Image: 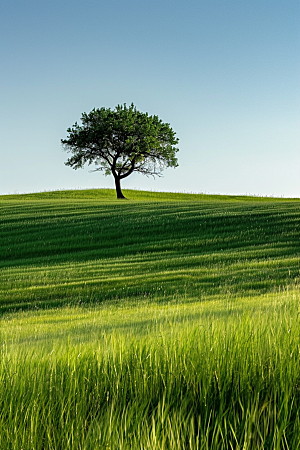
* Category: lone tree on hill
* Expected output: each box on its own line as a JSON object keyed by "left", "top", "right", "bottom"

{"left": 62, "top": 103, "right": 179, "bottom": 199}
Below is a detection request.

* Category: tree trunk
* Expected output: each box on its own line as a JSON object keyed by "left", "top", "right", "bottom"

{"left": 114, "top": 176, "right": 126, "bottom": 199}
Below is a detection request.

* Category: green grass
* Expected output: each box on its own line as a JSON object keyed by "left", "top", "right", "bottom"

{"left": 2, "top": 187, "right": 298, "bottom": 201}
{"left": 1, "top": 189, "right": 300, "bottom": 449}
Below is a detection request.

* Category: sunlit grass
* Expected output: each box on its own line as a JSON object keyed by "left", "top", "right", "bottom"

{"left": 2, "top": 187, "right": 298, "bottom": 201}
{"left": 1, "top": 189, "right": 300, "bottom": 449}
{"left": 1, "top": 291, "right": 300, "bottom": 449}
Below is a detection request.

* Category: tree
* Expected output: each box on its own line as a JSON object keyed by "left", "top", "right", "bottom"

{"left": 61, "top": 103, "right": 179, "bottom": 199}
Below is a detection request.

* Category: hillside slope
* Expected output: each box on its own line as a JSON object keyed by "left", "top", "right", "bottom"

{"left": 1, "top": 189, "right": 300, "bottom": 449}
{"left": 1, "top": 189, "right": 299, "bottom": 312}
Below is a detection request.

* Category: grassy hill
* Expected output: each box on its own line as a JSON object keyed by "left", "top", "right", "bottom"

{"left": 1, "top": 189, "right": 299, "bottom": 312}
{"left": 1, "top": 189, "right": 300, "bottom": 449}
{"left": 2, "top": 187, "right": 298, "bottom": 201}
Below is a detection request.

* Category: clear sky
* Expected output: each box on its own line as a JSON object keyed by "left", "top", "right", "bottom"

{"left": 1, "top": 0, "right": 299, "bottom": 196}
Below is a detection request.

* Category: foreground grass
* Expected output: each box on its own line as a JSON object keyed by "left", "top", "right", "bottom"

{"left": 1, "top": 291, "right": 300, "bottom": 449}
{"left": 1, "top": 189, "right": 300, "bottom": 449}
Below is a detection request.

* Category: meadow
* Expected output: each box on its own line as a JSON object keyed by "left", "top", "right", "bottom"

{"left": 1, "top": 189, "right": 300, "bottom": 449}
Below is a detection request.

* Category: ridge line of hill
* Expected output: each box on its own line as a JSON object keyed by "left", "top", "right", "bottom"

{"left": 1, "top": 188, "right": 299, "bottom": 201}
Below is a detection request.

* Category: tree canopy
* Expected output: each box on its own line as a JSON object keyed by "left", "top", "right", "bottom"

{"left": 62, "top": 103, "right": 179, "bottom": 198}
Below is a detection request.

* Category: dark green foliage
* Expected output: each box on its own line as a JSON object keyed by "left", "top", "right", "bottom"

{"left": 61, "top": 104, "right": 179, "bottom": 198}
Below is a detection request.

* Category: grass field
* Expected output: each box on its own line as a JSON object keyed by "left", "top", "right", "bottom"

{"left": 1, "top": 189, "right": 300, "bottom": 449}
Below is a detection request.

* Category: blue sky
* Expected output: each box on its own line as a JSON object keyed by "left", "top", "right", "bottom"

{"left": 1, "top": 0, "right": 299, "bottom": 196}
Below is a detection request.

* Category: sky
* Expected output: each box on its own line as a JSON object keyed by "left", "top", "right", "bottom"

{"left": 1, "top": 0, "right": 299, "bottom": 197}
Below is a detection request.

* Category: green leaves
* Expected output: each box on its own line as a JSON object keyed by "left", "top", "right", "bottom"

{"left": 62, "top": 104, "right": 179, "bottom": 189}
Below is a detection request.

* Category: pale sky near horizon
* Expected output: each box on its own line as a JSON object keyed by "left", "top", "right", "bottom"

{"left": 1, "top": 0, "right": 299, "bottom": 197}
